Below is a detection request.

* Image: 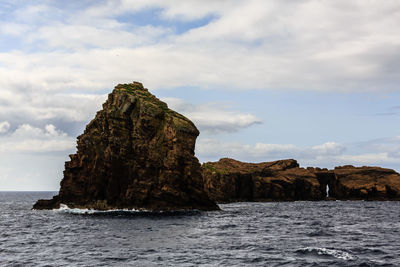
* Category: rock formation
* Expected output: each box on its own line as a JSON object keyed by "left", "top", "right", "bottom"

{"left": 202, "top": 158, "right": 400, "bottom": 202}
{"left": 34, "top": 82, "right": 219, "bottom": 211}
{"left": 317, "top": 165, "right": 400, "bottom": 200}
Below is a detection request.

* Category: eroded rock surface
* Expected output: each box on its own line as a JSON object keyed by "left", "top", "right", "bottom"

{"left": 34, "top": 82, "right": 219, "bottom": 211}
{"left": 202, "top": 158, "right": 324, "bottom": 202}
{"left": 202, "top": 158, "right": 400, "bottom": 202}
{"left": 330, "top": 166, "right": 400, "bottom": 200}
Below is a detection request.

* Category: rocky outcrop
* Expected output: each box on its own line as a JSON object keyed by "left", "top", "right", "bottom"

{"left": 330, "top": 166, "right": 400, "bottom": 200}
{"left": 202, "top": 158, "right": 324, "bottom": 202}
{"left": 34, "top": 82, "right": 219, "bottom": 211}
{"left": 202, "top": 158, "right": 400, "bottom": 202}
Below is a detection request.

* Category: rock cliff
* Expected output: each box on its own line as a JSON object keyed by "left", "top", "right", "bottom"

{"left": 328, "top": 166, "right": 400, "bottom": 200}
{"left": 34, "top": 82, "right": 219, "bottom": 211}
{"left": 202, "top": 158, "right": 400, "bottom": 202}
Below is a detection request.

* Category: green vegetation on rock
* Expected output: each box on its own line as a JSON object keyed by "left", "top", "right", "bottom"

{"left": 116, "top": 82, "right": 194, "bottom": 133}
{"left": 202, "top": 163, "right": 228, "bottom": 174}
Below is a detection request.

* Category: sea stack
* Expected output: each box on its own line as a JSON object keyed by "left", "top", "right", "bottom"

{"left": 34, "top": 82, "right": 219, "bottom": 211}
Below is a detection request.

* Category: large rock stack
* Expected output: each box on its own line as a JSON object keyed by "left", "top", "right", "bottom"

{"left": 34, "top": 82, "right": 219, "bottom": 211}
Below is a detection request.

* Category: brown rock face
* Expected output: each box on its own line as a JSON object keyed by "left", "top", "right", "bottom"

{"left": 329, "top": 166, "right": 400, "bottom": 200}
{"left": 202, "top": 158, "right": 324, "bottom": 202}
{"left": 34, "top": 82, "right": 219, "bottom": 211}
{"left": 202, "top": 158, "right": 400, "bottom": 202}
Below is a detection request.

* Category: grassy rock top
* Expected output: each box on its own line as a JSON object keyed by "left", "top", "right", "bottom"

{"left": 113, "top": 82, "right": 195, "bottom": 132}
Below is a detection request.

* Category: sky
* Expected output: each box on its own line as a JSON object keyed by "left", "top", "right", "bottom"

{"left": 0, "top": 0, "right": 399, "bottom": 190}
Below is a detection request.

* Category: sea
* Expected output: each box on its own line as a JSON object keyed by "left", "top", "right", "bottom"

{"left": 1, "top": 192, "right": 399, "bottom": 266}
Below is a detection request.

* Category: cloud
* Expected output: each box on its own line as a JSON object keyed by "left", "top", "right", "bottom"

{"left": 311, "top": 142, "right": 346, "bottom": 156}
{"left": 163, "top": 97, "right": 262, "bottom": 134}
{"left": 0, "top": 89, "right": 107, "bottom": 131}
{"left": 196, "top": 138, "right": 400, "bottom": 171}
{"left": 0, "top": 121, "right": 10, "bottom": 133}
{"left": 0, "top": 0, "right": 400, "bottom": 93}
{"left": 30, "top": 23, "right": 170, "bottom": 50}
{"left": 197, "top": 139, "right": 345, "bottom": 161}
{"left": 0, "top": 124, "right": 75, "bottom": 153}
{"left": 0, "top": 22, "right": 31, "bottom": 36}
{"left": 81, "top": 0, "right": 224, "bottom": 22}
{"left": 0, "top": 0, "right": 398, "bottom": 143}
{"left": 355, "top": 136, "right": 400, "bottom": 159}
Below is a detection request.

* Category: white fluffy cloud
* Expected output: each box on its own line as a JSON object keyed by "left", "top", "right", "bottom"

{"left": 1, "top": 0, "right": 400, "bottom": 93}
{"left": 0, "top": 90, "right": 107, "bottom": 129}
{"left": 0, "top": 0, "right": 399, "bottom": 131}
{"left": 0, "top": 124, "right": 75, "bottom": 153}
{"left": 163, "top": 97, "right": 262, "bottom": 134}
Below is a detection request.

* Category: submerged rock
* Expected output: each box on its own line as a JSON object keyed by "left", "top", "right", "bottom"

{"left": 202, "top": 158, "right": 400, "bottom": 202}
{"left": 34, "top": 82, "right": 219, "bottom": 211}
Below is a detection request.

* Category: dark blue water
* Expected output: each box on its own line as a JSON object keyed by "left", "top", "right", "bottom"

{"left": 1, "top": 192, "right": 400, "bottom": 266}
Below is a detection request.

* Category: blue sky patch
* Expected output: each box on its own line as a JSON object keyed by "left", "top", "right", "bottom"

{"left": 116, "top": 7, "right": 216, "bottom": 34}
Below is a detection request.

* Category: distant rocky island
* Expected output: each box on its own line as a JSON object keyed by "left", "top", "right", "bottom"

{"left": 34, "top": 82, "right": 400, "bottom": 211}
{"left": 202, "top": 158, "right": 400, "bottom": 202}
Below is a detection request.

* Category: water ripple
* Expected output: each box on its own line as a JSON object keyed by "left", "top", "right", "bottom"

{"left": 0, "top": 192, "right": 400, "bottom": 266}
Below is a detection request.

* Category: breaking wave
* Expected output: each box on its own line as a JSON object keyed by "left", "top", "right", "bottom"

{"left": 54, "top": 204, "right": 141, "bottom": 214}
{"left": 296, "top": 247, "right": 356, "bottom": 261}
{"left": 53, "top": 203, "right": 202, "bottom": 216}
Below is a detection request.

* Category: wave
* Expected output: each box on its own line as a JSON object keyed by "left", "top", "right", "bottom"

{"left": 296, "top": 247, "right": 355, "bottom": 261}
{"left": 53, "top": 204, "right": 202, "bottom": 217}
{"left": 54, "top": 204, "right": 142, "bottom": 214}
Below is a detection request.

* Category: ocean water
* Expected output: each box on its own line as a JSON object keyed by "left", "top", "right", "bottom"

{"left": 1, "top": 192, "right": 400, "bottom": 266}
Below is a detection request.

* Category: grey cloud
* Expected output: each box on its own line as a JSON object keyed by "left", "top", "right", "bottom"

{"left": 0, "top": 123, "right": 75, "bottom": 153}
{"left": 355, "top": 136, "right": 400, "bottom": 159}
{"left": 1, "top": 1, "right": 400, "bottom": 92}
{"left": 163, "top": 97, "right": 263, "bottom": 134}
{"left": 0, "top": 87, "right": 107, "bottom": 136}
{"left": 0, "top": 121, "right": 10, "bottom": 133}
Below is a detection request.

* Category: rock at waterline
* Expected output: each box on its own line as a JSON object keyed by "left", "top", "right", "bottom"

{"left": 318, "top": 165, "right": 400, "bottom": 200}
{"left": 202, "top": 158, "right": 400, "bottom": 202}
{"left": 33, "top": 82, "right": 219, "bottom": 211}
{"left": 202, "top": 158, "right": 324, "bottom": 202}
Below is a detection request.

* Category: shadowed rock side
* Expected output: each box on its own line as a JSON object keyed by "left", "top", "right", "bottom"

{"left": 202, "top": 158, "right": 400, "bottom": 202}
{"left": 328, "top": 166, "right": 400, "bottom": 200}
{"left": 34, "top": 82, "right": 219, "bottom": 211}
{"left": 202, "top": 158, "right": 324, "bottom": 202}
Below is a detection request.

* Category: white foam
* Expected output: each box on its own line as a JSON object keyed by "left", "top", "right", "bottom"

{"left": 53, "top": 203, "right": 141, "bottom": 214}
{"left": 302, "top": 247, "right": 355, "bottom": 260}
